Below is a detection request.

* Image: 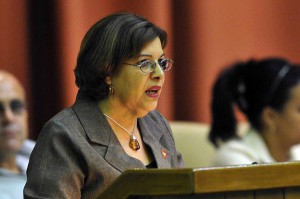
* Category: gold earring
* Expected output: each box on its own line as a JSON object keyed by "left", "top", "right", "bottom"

{"left": 109, "top": 84, "right": 114, "bottom": 94}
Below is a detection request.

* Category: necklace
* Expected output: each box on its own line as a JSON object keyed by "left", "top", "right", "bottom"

{"left": 103, "top": 114, "right": 140, "bottom": 151}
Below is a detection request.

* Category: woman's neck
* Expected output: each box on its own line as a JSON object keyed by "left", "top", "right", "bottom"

{"left": 98, "top": 98, "right": 137, "bottom": 129}
{"left": 262, "top": 132, "right": 289, "bottom": 162}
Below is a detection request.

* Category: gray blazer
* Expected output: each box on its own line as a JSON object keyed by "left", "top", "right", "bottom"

{"left": 24, "top": 91, "right": 184, "bottom": 199}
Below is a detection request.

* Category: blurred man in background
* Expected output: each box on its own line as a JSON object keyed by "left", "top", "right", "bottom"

{"left": 0, "top": 70, "right": 34, "bottom": 199}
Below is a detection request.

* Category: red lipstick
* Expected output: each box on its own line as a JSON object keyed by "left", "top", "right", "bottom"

{"left": 145, "top": 86, "right": 161, "bottom": 98}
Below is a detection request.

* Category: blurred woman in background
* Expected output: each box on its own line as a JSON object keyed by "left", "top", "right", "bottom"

{"left": 209, "top": 57, "right": 300, "bottom": 166}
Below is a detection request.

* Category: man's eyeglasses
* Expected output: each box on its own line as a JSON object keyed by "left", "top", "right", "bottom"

{"left": 123, "top": 58, "right": 174, "bottom": 73}
{"left": 0, "top": 99, "right": 26, "bottom": 116}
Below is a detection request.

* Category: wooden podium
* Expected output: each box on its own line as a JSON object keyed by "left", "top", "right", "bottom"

{"left": 97, "top": 161, "right": 300, "bottom": 199}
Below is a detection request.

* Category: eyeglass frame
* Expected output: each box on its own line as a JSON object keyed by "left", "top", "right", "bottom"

{"left": 123, "top": 58, "right": 174, "bottom": 73}
{"left": 0, "top": 99, "right": 26, "bottom": 116}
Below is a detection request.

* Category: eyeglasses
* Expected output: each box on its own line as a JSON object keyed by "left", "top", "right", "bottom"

{"left": 0, "top": 99, "right": 26, "bottom": 116}
{"left": 123, "top": 58, "right": 174, "bottom": 73}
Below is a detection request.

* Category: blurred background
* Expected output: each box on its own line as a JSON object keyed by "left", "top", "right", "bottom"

{"left": 1, "top": 0, "right": 300, "bottom": 139}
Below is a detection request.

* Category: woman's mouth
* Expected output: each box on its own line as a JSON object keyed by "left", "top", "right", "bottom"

{"left": 145, "top": 86, "right": 161, "bottom": 98}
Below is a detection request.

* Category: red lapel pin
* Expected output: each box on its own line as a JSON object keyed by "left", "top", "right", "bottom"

{"left": 161, "top": 148, "right": 168, "bottom": 159}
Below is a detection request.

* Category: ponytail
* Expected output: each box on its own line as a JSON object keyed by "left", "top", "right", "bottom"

{"left": 209, "top": 58, "right": 291, "bottom": 147}
{"left": 209, "top": 64, "right": 242, "bottom": 147}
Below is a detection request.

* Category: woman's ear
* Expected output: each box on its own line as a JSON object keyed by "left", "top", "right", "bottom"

{"left": 261, "top": 107, "right": 278, "bottom": 133}
{"left": 105, "top": 76, "right": 112, "bottom": 85}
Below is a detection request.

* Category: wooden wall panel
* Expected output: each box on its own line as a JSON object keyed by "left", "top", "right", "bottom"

{"left": 255, "top": 188, "right": 283, "bottom": 199}
{"left": 285, "top": 187, "right": 300, "bottom": 199}
{"left": 226, "top": 191, "right": 254, "bottom": 199}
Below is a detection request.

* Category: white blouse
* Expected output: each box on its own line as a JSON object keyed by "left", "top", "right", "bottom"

{"left": 213, "top": 129, "right": 300, "bottom": 166}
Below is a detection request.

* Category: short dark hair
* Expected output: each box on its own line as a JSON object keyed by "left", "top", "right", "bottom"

{"left": 209, "top": 57, "right": 300, "bottom": 147}
{"left": 74, "top": 12, "right": 167, "bottom": 100}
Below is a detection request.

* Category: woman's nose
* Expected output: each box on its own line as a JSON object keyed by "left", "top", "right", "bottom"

{"left": 151, "top": 62, "right": 165, "bottom": 80}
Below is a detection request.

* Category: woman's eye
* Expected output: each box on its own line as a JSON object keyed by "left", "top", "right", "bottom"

{"left": 137, "top": 59, "right": 151, "bottom": 65}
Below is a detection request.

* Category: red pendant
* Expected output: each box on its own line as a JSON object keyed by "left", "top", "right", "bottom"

{"left": 129, "top": 135, "right": 140, "bottom": 151}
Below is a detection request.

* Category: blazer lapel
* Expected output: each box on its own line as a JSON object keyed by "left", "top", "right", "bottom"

{"left": 138, "top": 116, "right": 172, "bottom": 168}
{"left": 72, "top": 91, "right": 110, "bottom": 147}
{"left": 72, "top": 91, "right": 145, "bottom": 172}
{"left": 104, "top": 135, "right": 145, "bottom": 171}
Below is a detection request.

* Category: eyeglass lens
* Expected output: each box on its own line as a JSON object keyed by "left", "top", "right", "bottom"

{"left": 140, "top": 59, "right": 172, "bottom": 73}
{"left": 158, "top": 59, "right": 168, "bottom": 70}
{"left": 0, "top": 99, "right": 26, "bottom": 116}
